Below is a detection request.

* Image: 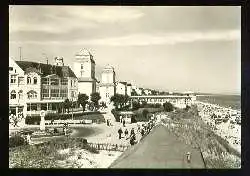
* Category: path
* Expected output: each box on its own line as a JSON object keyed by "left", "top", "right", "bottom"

{"left": 110, "top": 124, "right": 205, "bottom": 168}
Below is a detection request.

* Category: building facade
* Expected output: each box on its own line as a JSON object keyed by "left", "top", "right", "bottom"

{"left": 9, "top": 57, "right": 78, "bottom": 117}
{"left": 73, "top": 49, "right": 97, "bottom": 97}
{"left": 116, "top": 82, "right": 127, "bottom": 95}
{"left": 99, "top": 65, "right": 116, "bottom": 103}
{"left": 126, "top": 83, "right": 132, "bottom": 96}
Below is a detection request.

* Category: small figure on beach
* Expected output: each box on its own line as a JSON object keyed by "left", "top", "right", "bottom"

{"left": 186, "top": 152, "right": 191, "bottom": 163}
{"left": 107, "top": 119, "right": 109, "bottom": 126}
{"left": 120, "top": 116, "right": 122, "bottom": 123}
{"left": 118, "top": 128, "right": 123, "bottom": 140}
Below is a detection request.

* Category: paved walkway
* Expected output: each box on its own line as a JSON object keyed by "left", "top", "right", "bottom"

{"left": 110, "top": 124, "right": 205, "bottom": 168}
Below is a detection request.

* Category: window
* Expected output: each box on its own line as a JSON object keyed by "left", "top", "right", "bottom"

{"left": 10, "top": 75, "right": 17, "bottom": 84}
{"left": 41, "top": 78, "right": 49, "bottom": 85}
{"left": 106, "top": 92, "right": 109, "bottom": 98}
{"left": 61, "top": 78, "right": 68, "bottom": 85}
{"left": 9, "top": 67, "right": 13, "bottom": 71}
{"left": 61, "top": 89, "right": 68, "bottom": 98}
{"left": 27, "top": 104, "right": 37, "bottom": 111}
{"left": 51, "top": 89, "right": 60, "bottom": 97}
{"left": 18, "top": 77, "right": 24, "bottom": 85}
{"left": 18, "top": 90, "right": 23, "bottom": 99}
{"left": 42, "top": 88, "right": 49, "bottom": 98}
{"left": 41, "top": 104, "right": 47, "bottom": 110}
{"left": 33, "top": 77, "right": 37, "bottom": 84}
{"left": 71, "top": 91, "right": 75, "bottom": 98}
{"left": 50, "top": 78, "right": 59, "bottom": 85}
{"left": 27, "top": 91, "right": 37, "bottom": 99}
{"left": 10, "top": 90, "right": 16, "bottom": 99}
{"left": 27, "top": 77, "right": 31, "bottom": 84}
{"left": 71, "top": 80, "right": 73, "bottom": 87}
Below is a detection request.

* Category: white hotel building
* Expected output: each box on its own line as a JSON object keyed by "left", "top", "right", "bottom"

{"left": 9, "top": 57, "right": 78, "bottom": 117}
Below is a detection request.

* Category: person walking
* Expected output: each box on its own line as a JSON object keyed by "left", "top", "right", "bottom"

{"left": 141, "top": 128, "right": 145, "bottom": 136}
{"left": 123, "top": 119, "right": 126, "bottom": 127}
{"left": 130, "top": 133, "right": 136, "bottom": 146}
{"left": 120, "top": 116, "right": 122, "bottom": 123}
{"left": 118, "top": 128, "right": 123, "bottom": 140}
{"left": 125, "top": 129, "right": 129, "bottom": 137}
{"left": 186, "top": 152, "right": 191, "bottom": 163}
{"left": 130, "top": 128, "right": 135, "bottom": 139}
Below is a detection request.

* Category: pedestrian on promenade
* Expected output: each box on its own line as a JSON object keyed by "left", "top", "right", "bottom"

{"left": 118, "top": 128, "right": 123, "bottom": 140}
{"left": 186, "top": 152, "right": 191, "bottom": 163}
{"left": 123, "top": 119, "right": 126, "bottom": 127}
{"left": 125, "top": 129, "right": 129, "bottom": 137}
{"left": 107, "top": 119, "right": 109, "bottom": 126}
{"left": 130, "top": 128, "right": 135, "bottom": 137}
{"left": 141, "top": 128, "right": 145, "bottom": 136}
{"left": 130, "top": 134, "right": 136, "bottom": 146}
{"left": 120, "top": 116, "right": 122, "bottom": 123}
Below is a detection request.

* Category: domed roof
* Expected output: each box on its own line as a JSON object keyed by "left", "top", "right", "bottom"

{"left": 77, "top": 48, "right": 91, "bottom": 56}
{"left": 104, "top": 64, "right": 114, "bottom": 70}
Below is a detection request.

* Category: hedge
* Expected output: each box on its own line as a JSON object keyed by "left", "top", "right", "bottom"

{"left": 25, "top": 111, "right": 105, "bottom": 125}
{"left": 9, "top": 135, "right": 28, "bottom": 148}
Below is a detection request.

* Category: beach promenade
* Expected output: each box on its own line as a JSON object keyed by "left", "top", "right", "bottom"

{"left": 110, "top": 124, "right": 205, "bottom": 168}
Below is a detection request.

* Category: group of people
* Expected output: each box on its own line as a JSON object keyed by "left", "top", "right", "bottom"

{"left": 117, "top": 116, "right": 157, "bottom": 146}
{"left": 118, "top": 127, "right": 137, "bottom": 145}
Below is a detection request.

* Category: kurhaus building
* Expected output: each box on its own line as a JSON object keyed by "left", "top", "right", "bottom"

{"left": 9, "top": 57, "right": 78, "bottom": 117}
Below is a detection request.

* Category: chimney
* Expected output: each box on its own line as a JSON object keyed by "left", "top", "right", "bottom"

{"left": 46, "top": 59, "right": 48, "bottom": 65}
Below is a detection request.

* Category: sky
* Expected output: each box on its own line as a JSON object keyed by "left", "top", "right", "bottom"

{"left": 9, "top": 6, "right": 241, "bottom": 94}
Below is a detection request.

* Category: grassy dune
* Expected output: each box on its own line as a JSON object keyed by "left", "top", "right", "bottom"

{"left": 160, "top": 106, "right": 241, "bottom": 168}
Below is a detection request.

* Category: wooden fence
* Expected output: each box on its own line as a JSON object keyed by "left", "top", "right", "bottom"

{"left": 88, "top": 142, "right": 130, "bottom": 152}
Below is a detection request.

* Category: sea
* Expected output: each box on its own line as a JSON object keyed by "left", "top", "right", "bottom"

{"left": 196, "top": 94, "right": 241, "bottom": 111}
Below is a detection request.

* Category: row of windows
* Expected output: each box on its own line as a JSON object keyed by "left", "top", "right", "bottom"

{"left": 41, "top": 78, "right": 71, "bottom": 86}
{"left": 10, "top": 76, "right": 77, "bottom": 87}
{"left": 10, "top": 89, "right": 71, "bottom": 100}
{"left": 10, "top": 75, "right": 37, "bottom": 85}
{"left": 42, "top": 89, "right": 68, "bottom": 98}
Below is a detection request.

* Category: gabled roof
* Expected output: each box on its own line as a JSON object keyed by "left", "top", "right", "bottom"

{"left": 15, "top": 61, "right": 77, "bottom": 78}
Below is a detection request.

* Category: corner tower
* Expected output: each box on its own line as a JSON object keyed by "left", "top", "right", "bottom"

{"left": 99, "top": 65, "right": 116, "bottom": 104}
{"left": 73, "top": 49, "right": 97, "bottom": 97}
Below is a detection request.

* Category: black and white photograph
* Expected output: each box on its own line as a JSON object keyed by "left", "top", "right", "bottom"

{"left": 9, "top": 6, "right": 241, "bottom": 168}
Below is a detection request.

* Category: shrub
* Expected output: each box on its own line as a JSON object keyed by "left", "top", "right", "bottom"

{"left": 132, "top": 101, "right": 140, "bottom": 110}
{"left": 9, "top": 135, "right": 27, "bottom": 148}
{"left": 142, "top": 109, "right": 149, "bottom": 119}
{"left": 163, "top": 102, "right": 174, "bottom": 112}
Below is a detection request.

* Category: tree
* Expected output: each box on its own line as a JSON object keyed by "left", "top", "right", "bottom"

{"left": 77, "top": 94, "right": 89, "bottom": 112}
{"left": 163, "top": 101, "right": 174, "bottom": 112}
{"left": 151, "top": 90, "right": 157, "bottom": 95}
{"left": 142, "top": 109, "right": 149, "bottom": 119}
{"left": 90, "top": 92, "right": 101, "bottom": 110}
{"left": 141, "top": 101, "right": 147, "bottom": 108}
{"left": 9, "top": 113, "right": 24, "bottom": 127}
{"left": 64, "top": 99, "right": 72, "bottom": 113}
{"left": 131, "top": 89, "right": 138, "bottom": 96}
{"left": 110, "top": 94, "right": 129, "bottom": 110}
{"left": 132, "top": 101, "right": 140, "bottom": 110}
